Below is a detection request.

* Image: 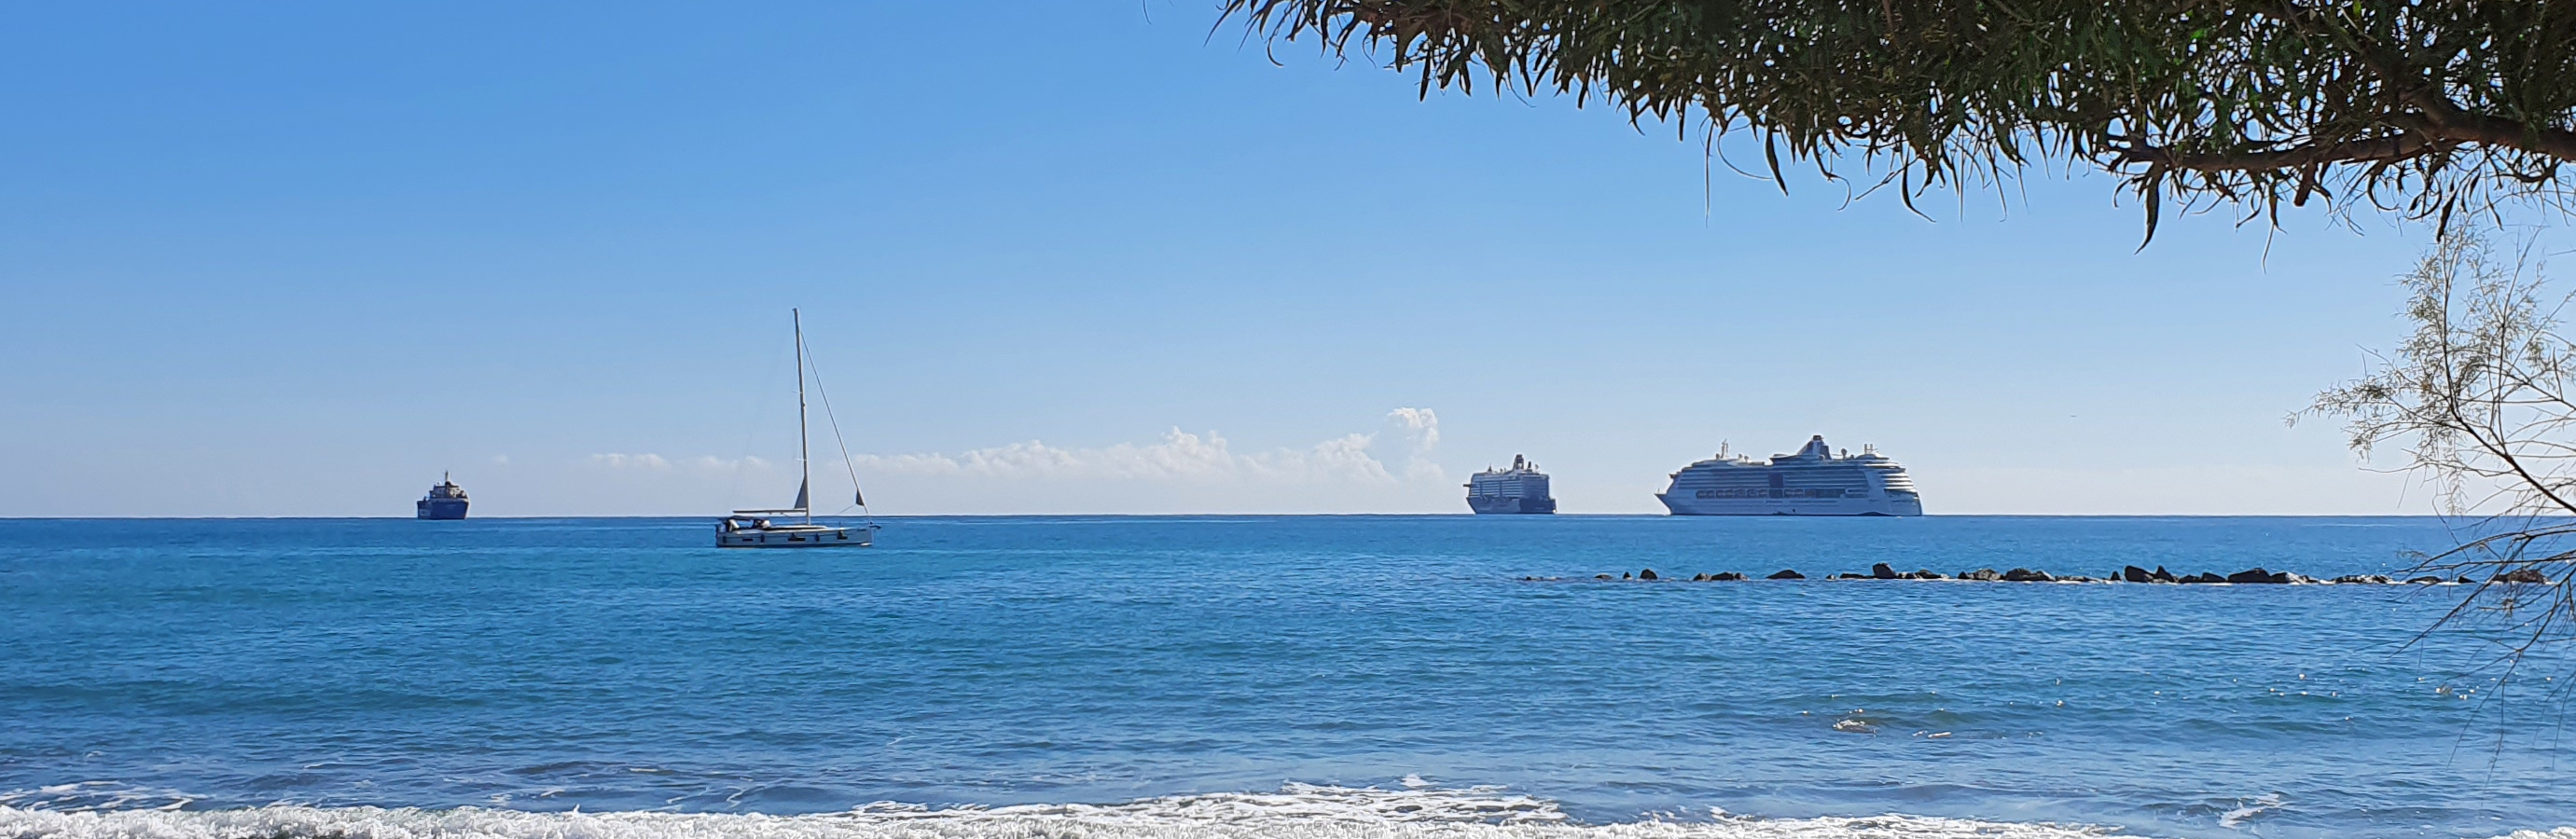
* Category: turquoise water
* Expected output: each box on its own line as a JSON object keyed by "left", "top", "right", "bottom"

{"left": 1, "top": 516, "right": 2569, "bottom": 839}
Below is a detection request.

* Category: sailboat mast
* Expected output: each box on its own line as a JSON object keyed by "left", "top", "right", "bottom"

{"left": 795, "top": 308, "right": 811, "bottom": 524}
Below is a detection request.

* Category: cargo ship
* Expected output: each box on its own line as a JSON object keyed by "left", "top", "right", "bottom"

{"left": 416, "top": 473, "right": 469, "bottom": 519}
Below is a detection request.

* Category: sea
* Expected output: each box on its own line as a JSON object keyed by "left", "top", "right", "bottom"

{"left": 4, "top": 516, "right": 2574, "bottom": 839}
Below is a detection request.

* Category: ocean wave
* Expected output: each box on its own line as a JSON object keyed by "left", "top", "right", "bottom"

{"left": 0, "top": 784, "right": 2129, "bottom": 839}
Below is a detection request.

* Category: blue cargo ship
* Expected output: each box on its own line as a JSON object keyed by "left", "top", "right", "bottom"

{"left": 416, "top": 474, "right": 469, "bottom": 519}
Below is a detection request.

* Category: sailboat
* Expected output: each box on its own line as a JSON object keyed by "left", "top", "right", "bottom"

{"left": 716, "top": 309, "right": 879, "bottom": 548}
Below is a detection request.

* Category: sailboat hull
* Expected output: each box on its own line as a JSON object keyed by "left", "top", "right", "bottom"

{"left": 717, "top": 525, "right": 874, "bottom": 548}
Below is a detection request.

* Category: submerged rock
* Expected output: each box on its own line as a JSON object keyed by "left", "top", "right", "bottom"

{"left": 2408, "top": 575, "right": 2445, "bottom": 585}
{"left": 1910, "top": 569, "right": 1946, "bottom": 580}
{"left": 2332, "top": 574, "right": 2396, "bottom": 585}
{"left": 1768, "top": 569, "right": 1806, "bottom": 580}
{"left": 2495, "top": 568, "right": 2549, "bottom": 585}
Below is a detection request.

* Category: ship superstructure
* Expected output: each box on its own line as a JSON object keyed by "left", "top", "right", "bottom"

{"left": 416, "top": 473, "right": 469, "bottom": 519}
{"left": 1466, "top": 454, "right": 1557, "bottom": 515}
{"left": 1657, "top": 435, "right": 1921, "bottom": 516}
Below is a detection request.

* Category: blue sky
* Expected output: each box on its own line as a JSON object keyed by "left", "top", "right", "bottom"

{"left": 0, "top": 2, "right": 2460, "bottom": 516}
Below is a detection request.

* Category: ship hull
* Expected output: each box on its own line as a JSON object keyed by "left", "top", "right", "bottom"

{"left": 415, "top": 499, "right": 469, "bottom": 520}
{"left": 1655, "top": 494, "right": 1920, "bottom": 516}
{"left": 1469, "top": 496, "right": 1557, "bottom": 515}
{"left": 718, "top": 525, "right": 874, "bottom": 548}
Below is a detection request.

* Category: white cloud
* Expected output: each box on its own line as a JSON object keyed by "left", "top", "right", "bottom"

{"left": 855, "top": 408, "right": 1447, "bottom": 486}
{"left": 589, "top": 452, "right": 671, "bottom": 470}
{"left": 589, "top": 453, "right": 776, "bottom": 472}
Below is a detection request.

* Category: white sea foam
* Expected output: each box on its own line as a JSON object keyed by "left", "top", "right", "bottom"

{"left": 2214, "top": 793, "right": 2278, "bottom": 829}
{"left": 0, "top": 785, "right": 2134, "bottom": 839}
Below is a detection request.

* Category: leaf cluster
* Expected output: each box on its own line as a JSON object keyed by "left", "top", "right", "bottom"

{"left": 2303, "top": 231, "right": 2576, "bottom": 665}
{"left": 1225, "top": 0, "right": 2576, "bottom": 238}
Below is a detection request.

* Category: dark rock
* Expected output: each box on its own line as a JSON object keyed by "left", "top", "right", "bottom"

{"left": 2122, "top": 565, "right": 2154, "bottom": 584}
{"left": 2178, "top": 572, "right": 2225, "bottom": 584}
{"left": 2152, "top": 565, "right": 2178, "bottom": 583}
{"left": 1691, "top": 572, "right": 1708, "bottom": 582}
{"left": 1639, "top": 569, "right": 1659, "bottom": 581}
{"left": 2457, "top": 575, "right": 2474, "bottom": 584}
{"left": 2408, "top": 575, "right": 2444, "bottom": 585}
{"left": 1911, "top": 570, "right": 1946, "bottom": 580}
{"left": 2494, "top": 568, "right": 2549, "bottom": 585}
{"left": 1622, "top": 571, "right": 1632, "bottom": 580}
{"left": 1960, "top": 568, "right": 2003, "bottom": 582}
{"left": 1833, "top": 572, "right": 1870, "bottom": 579}
{"left": 2001, "top": 568, "right": 2055, "bottom": 582}
{"left": 1768, "top": 569, "right": 1805, "bottom": 580}
{"left": 1711, "top": 571, "right": 1746, "bottom": 582}
{"left": 2062, "top": 575, "right": 2098, "bottom": 583}
{"left": 2332, "top": 574, "right": 2395, "bottom": 585}
{"left": 2226, "top": 568, "right": 2289, "bottom": 584}
{"left": 1872, "top": 562, "right": 1900, "bottom": 580}
{"left": 1596, "top": 573, "right": 1613, "bottom": 580}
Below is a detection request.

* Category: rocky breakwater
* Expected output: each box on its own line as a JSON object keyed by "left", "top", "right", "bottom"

{"left": 1536, "top": 565, "right": 2562, "bottom": 585}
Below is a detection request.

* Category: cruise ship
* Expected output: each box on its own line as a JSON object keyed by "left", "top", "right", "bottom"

{"left": 1657, "top": 435, "right": 1922, "bottom": 516}
{"left": 1465, "top": 455, "right": 1556, "bottom": 515}
{"left": 416, "top": 473, "right": 469, "bottom": 519}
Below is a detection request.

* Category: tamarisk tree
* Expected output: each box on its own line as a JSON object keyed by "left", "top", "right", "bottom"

{"left": 2305, "top": 233, "right": 2576, "bottom": 653}
{"left": 1224, "top": 1, "right": 2576, "bottom": 237}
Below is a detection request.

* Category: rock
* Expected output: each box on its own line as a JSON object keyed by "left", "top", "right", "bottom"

{"left": 1768, "top": 569, "right": 1805, "bottom": 580}
{"left": 2226, "top": 568, "right": 2289, "bottom": 584}
{"left": 1872, "top": 562, "right": 1900, "bottom": 580}
{"left": 2458, "top": 575, "right": 2474, "bottom": 584}
{"left": 1622, "top": 571, "right": 1632, "bottom": 580}
{"left": 2122, "top": 565, "right": 2154, "bottom": 584}
{"left": 2331, "top": 574, "right": 2394, "bottom": 585}
{"left": 1711, "top": 571, "right": 1747, "bottom": 582}
{"left": 2287, "top": 573, "right": 2319, "bottom": 585}
{"left": 2062, "top": 575, "right": 2098, "bottom": 583}
{"left": 1911, "top": 570, "right": 1946, "bottom": 580}
{"left": 1960, "top": 568, "right": 2003, "bottom": 582}
{"left": 1596, "top": 573, "right": 1613, "bottom": 580}
{"left": 2179, "top": 572, "right": 2225, "bottom": 584}
{"left": 1639, "top": 569, "right": 1659, "bottom": 581}
{"left": 1833, "top": 572, "right": 1871, "bottom": 580}
{"left": 2001, "top": 568, "right": 2055, "bottom": 582}
{"left": 2494, "top": 568, "right": 2548, "bottom": 585}
{"left": 1691, "top": 572, "right": 1708, "bottom": 582}
{"left": 2152, "top": 565, "right": 2178, "bottom": 583}
{"left": 2409, "top": 575, "right": 2445, "bottom": 585}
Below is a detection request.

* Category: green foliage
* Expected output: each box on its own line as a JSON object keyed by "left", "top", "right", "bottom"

{"left": 1226, "top": 1, "right": 2576, "bottom": 238}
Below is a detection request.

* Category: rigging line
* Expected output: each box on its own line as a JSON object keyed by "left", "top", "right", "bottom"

{"left": 798, "top": 324, "right": 872, "bottom": 524}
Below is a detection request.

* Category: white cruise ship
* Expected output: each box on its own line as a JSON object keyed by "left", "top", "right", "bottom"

{"left": 1465, "top": 454, "right": 1556, "bottom": 515}
{"left": 1657, "top": 435, "right": 1922, "bottom": 516}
